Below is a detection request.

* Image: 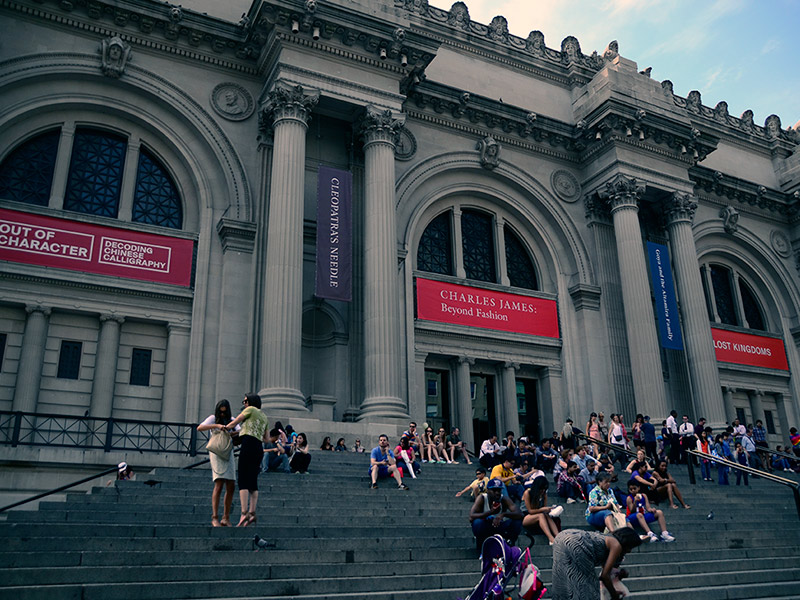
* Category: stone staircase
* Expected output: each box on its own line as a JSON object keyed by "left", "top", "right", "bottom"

{"left": 1, "top": 451, "right": 799, "bottom": 599}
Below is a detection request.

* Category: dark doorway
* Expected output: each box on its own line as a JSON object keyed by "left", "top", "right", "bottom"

{"left": 471, "top": 374, "right": 496, "bottom": 452}
{"left": 424, "top": 369, "right": 451, "bottom": 434}
{"left": 516, "top": 378, "right": 540, "bottom": 442}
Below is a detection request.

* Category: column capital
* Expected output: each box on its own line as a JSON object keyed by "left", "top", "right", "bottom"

{"left": 167, "top": 322, "right": 191, "bottom": 335}
{"left": 457, "top": 355, "right": 475, "bottom": 366}
{"left": 25, "top": 304, "right": 51, "bottom": 317}
{"left": 414, "top": 351, "right": 428, "bottom": 363}
{"left": 99, "top": 313, "right": 125, "bottom": 325}
{"left": 259, "top": 82, "right": 319, "bottom": 132}
{"left": 584, "top": 194, "right": 612, "bottom": 225}
{"left": 664, "top": 191, "right": 698, "bottom": 225}
{"left": 358, "top": 105, "right": 406, "bottom": 148}
{"left": 503, "top": 361, "right": 520, "bottom": 371}
{"left": 598, "top": 174, "right": 645, "bottom": 213}
{"left": 723, "top": 385, "right": 737, "bottom": 394}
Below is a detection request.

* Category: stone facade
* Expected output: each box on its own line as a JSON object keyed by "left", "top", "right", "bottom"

{"left": 1, "top": 0, "right": 799, "bottom": 459}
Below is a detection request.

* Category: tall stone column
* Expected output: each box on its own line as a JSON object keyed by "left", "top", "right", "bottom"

{"left": 501, "top": 362, "right": 520, "bottom": 437}
{"left": 12, "top": 305, "right": 51, "bottom": 413}
{"left": 722, "top": 386, "right": 736, "bottom": 425}
{"left": 357, "top": 106, "right": 408, "bottom": 421}
{"left": 162, "top": 323, "right": 191, "bottom": 423}
{"left": 90, "top": 314, "right": 124, "bottom": 419}
{"left": 257, "top": 84, "right": 319, "bottom": 412}
{"left": 664, "top": 192, "right": 725, "bottom": 426}
{"left": 748, "top": 389, "right": 765, "bottom": 427}
{"left": 455, "top": 356, "right": 475, "bottom": 452}
{"left": 599, "top": 175, "right": 667, "bottom": 420}
{"left": 775, "top": 393, "right": 798, "bottom": 440}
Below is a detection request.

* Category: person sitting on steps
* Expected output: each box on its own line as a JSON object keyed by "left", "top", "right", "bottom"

{"left": 368, "top": 434, "right": 409, "bottom": 490}
{"left": 469, "top": 478, "right": 523, "bottom": 549}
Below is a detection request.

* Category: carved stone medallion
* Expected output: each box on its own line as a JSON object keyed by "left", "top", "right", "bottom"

{"left": 211, "top": 83, "right": 254, "bottom": 121}
{"left": 551, "top": 169, "right": 581, "bottom": 202}
{"left": 394, "top": 126, "right": 417, "bottom": 161}
{"left": 770, "top": 230, "right": 791, "bottom": 258}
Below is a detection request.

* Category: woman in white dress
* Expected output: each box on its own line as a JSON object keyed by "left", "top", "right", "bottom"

{"left": 197, "top": 399, "right": 237, "bottom": 527}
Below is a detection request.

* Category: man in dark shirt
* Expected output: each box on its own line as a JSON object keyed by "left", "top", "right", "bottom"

{"left": 641, "top": 415, "right": 657, "bottom": 462}
{"left": 535, "top": 439, "right": 558, "bottom": 472}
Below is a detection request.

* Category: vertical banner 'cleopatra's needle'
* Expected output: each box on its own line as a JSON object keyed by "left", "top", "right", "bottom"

{"left": 315, "top": 165, "right": 352, "bottom": 301}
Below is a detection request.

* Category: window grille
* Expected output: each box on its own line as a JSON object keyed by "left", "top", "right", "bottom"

{"left": 0, "top": 130, "right": 59, "bottom": 206}
{"left": 417, "top": 212, "right": 452, "bottom": 275}
{"left": 64, "top": 129, "right": 127, "bottom": 218}
{"left": 504, "top": 225, "right": 538, "bottom": 290}
{"left": 57, "top": 341, "right": 82, "bottom": 380}
{"left": 133, "top": 148, "right": 182, "bottom": 229}
{"left": 461, "top": 209, "right": 496, "bottom": 282}
{"left": 129, "top": 348, "right": 152, "bottom": 386}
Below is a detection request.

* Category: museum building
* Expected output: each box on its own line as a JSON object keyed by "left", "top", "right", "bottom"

{"left": 1, "top": 0, "right": 800, "bottom": 459}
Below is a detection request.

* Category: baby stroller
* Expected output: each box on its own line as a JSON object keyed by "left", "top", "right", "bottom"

{"left": 459, "top": 534, "right": 546, "bottom": 600}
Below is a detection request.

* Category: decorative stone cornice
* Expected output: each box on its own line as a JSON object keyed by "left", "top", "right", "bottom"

{"left": 216, "top": 218, "right": 257, "bottom": 254}
{"left": 597, "top": 174, "right": 645, "bottom": 212}
{"left": 568, "top": 283, "right": 602, "bottom": 311}
{"left": 358, "top": 105, "right": 406, "bottom": 147}
{"left": 664, "top": 192, "right": 698, "bottom": 225}
{"left": 689, "top": 166, "right": 794, "bottom": 221}
{"left": 259, "top": 83, "right": 319, "bottom": 133}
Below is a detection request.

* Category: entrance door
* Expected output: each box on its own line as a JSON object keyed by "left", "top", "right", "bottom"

{"left": 516, "top": 378, "right": 540, "bottom": 442}
{"left": 424, "top": 369, "right": 451, "bottom": 433}
{"left": 471, "top": 374, "right": 496, "bottom": 453}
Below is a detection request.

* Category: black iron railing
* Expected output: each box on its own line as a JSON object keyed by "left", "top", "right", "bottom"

{"left": 0, "top": 411, "right": 207, "bottom": 456}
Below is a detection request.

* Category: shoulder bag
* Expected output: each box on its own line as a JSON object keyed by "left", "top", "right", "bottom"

{"left": 206, "top": 429, "right": 233, "bottom": 459}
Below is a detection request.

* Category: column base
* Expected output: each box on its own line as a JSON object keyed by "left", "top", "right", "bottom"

{"left": 357, "top": 396, "right": 409, "bottom": 422}
{"left": 257, "top": 387, "right": 310, "bottom": 412}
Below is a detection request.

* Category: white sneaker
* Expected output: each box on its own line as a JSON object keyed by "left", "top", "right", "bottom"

{"left": 647, "top": 531, "right": 658, "bottom": 543}
{"left": 661, "top": 531, "right": 675, "bottom": 542}
{"left": 566, "top": 498, "right": 576, "bottom": 504}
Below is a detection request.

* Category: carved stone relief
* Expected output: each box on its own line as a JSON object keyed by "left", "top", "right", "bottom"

{"left": 211, "top": 83, "right": 255, "bottom": 121}
{"left": 100, "top": 36, "right": 132, "bottom": 78}
{"left": 476, "top": 135, "right": 500, "bottom": 170}
{"left": 719, "top": 205, "right": 739, "bottom": 234}
{"left": 394, "top": 126, "right": 417, "bottom": 161}
{"left": 770, "top": 230, "right": 791, "bottom": 258}
{"left": 551, "top": 170, "right": 581, "bottom": 203}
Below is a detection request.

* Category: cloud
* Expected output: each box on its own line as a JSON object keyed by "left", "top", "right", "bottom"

{"left": 760, "top": 39, "right": 780, "bottom": 54}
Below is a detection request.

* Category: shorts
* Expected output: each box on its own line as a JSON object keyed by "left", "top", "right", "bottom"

{"left": 369, "top": 464, "right": 394, "bottom": 479}
{"left": 626, "top": 511, "right": 656, "bottom": 524}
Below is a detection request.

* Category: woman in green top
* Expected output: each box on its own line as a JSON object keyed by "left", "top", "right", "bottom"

{"left": 225, "top": 393, "right": 269, "bottom": 526}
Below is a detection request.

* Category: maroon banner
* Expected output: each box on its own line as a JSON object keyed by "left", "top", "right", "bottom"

{"left": 416, "top": 277, "right": 559, "bottom": 338}
{"left": 711, "top": 327, "right": 788, "bottom": 371}
{"left": 0, "top": 208, "right": 193, "bottom": 287}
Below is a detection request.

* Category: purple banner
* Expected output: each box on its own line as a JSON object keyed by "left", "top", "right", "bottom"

{"left": 315, "top": 165, "right": 352, "bottom": 301}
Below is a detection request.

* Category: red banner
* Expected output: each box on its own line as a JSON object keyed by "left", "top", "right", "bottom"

{"left": 0, "top": 208, "right": 194, "bottom": 287}
{"left": 711, "top": 327, "right": 788, "bottom": 371}
{"left": 416, "top": 277, "right": 559, "bottom": 338}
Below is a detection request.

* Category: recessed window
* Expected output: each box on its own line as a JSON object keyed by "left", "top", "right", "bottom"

{"left": 417, "top": 212, "right": 452, "bottom": 275}
{"left": 461, "top": 209, "right": 496, "bottom": 283}
{"left": 701, "top": 263, "right": 767, "bottom": 332}
{"left": 129, "top": 348, "right": 152, "bottom": 386}
{"left": 57, "top": 341, "right": 82, "bottom": 380}
{"left": 735, "top": 407, "right": 747, "bottom": 427}
{"left": 764, "top": 410, "right": 776, "bottom": 435}
{"left": 0, "top": 130, "right": 60, "bottom": 206}
{"left": 505, "top": 225, "right": 538, "bottom": 290}
{"left": 0, "top": 127, "right": 182, "bottom": 229}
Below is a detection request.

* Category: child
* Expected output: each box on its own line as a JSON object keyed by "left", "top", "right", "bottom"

{"left": 455, "top": 467, "right": 488, "bottom": 498}
{"left": 626, "top": 480, "right": 675, "bottom": 543}
{"left": 599, "top": 568, "right": 630, "bottom": 600}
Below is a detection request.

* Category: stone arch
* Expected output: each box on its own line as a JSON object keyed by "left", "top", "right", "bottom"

{"left": 0, "top": 52, "right": 252, "bottom": 224}
{"left": 397, "top": 151, "right": 594, "bottom": 290}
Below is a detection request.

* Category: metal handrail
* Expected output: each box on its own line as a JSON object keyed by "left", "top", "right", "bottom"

{"left": 575, "top": 433, "right": 652, "bottom": 464}
{"left": 687, "top": 448, "right": 800, "bottom": 519}
{"left": 0, "top": 466, "right": 118, "bottom": 513}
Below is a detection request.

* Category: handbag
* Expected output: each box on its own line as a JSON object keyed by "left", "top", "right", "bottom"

{"left": 604, "top": 503, "right": 628, "bottom": 533}
{"left": 206, "top": 429, "right": 232, "bottom": 458}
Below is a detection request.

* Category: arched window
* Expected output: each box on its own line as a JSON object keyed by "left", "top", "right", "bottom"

{"left": 133, "top": 147, "right": 182, "bottom": 229}
{"left": 417, "top": 212, "right": 452, "bottom": 275}
{"left": 0, "top": 126, "right": 183, "bottom": 229}
{"left": 0, "top": 130, "right": 60, "bottom": 206}
{"left": 701, "top": 263, "right": 767, "bottom": 331}
{"left": 64, "top": 129, "right": 127, "bottom": 218}
{"left": 461, "top": 209, "right": 496, "bottom": 283}
{"left": 504, "top": 225, "right": 538, "bottom": 290}
{"left": 416, "top": 206, "right": 539, "bottom": 291}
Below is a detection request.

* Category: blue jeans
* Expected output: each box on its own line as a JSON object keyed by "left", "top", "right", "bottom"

{"left": 586, "top": 509, "right": 613, "bottom": 530}
{"left": 471, "top": 517, "right": 522, "bottom": 546}
{"left": 718, "top": 465, "right": 729, "bottom": 485}
{"left": 735, "top": 469, "right": 749, "bottom": 486}
{"left": 700, "top": 459, "right": 711, "bottom": 480}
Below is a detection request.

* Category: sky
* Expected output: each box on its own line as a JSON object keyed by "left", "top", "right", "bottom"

{"left": 437, "top": 0, "right": 800, "bottom": 129}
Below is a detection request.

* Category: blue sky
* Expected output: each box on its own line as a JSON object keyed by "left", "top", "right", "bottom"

{"left": 440, "top": 0, "right": 800, "bottom": 129}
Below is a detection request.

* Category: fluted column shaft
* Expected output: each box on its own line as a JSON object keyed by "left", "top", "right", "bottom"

{"left": 12, "top": 306, "right": 50, "bottom": 413}
{"left": 455, "top": 356, "right": 475, "bottom": 452}
{"left": 501, "top": 362, "right": 520, "bottom": 437}
{"left": 748, "top": 390, "right": 765, "bottom": 427}
{"left": 601, "top": 176, "right": 667, "bottom": 420}
{"left": 162, "top": 323, "right": 191, "bottom": 422}
{"left": 90, "top": 314, "right": 124, "bottom": 419}
{"left": 258, "top": 85, "right": 319, "bottom": 412}
{"left": 358, "top": 106, "right": 408, "bottom": 421}
{"left": 722, "top": 387, "right": 736, "bottom": 425}
{"left": 665, "top": 192, "right": 725, "bottom": 426}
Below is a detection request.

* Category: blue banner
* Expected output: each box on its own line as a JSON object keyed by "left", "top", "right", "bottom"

{"left": 647, "top": 242, "right": 683, "bottom": 350}
{"left": 315, "top": 166, "right": 352, "bottom": 301}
